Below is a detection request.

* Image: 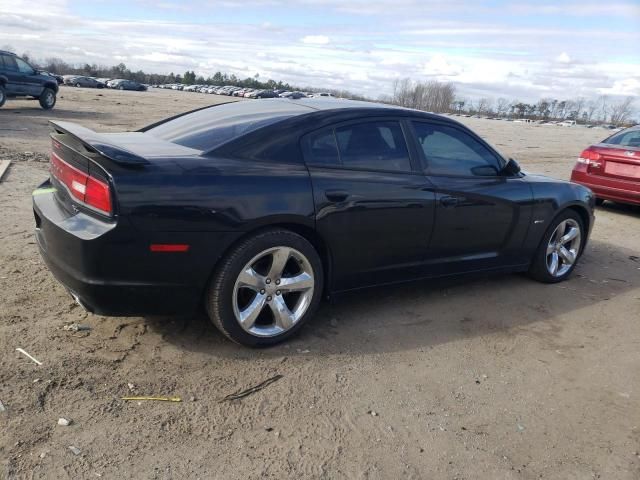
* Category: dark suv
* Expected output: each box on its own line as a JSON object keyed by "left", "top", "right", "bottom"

{"left": 0, "top": 51, "right": 59, "bottom": 110}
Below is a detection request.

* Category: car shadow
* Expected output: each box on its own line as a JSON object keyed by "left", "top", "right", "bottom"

{"left": 597, "top": 201, "right": 640, "bottom": 217}
{"left": 144, "top": 238, "right": 639, "bottom": 358}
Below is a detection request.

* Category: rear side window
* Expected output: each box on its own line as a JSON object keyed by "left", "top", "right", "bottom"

{"left": 605, "top": 129, "right": 640, "bottom": 147}
{"left": 413, "top": 122, "right": 501, "bottom": 176}
{"left": 336, "top": 121, "right": 411, "bottom": 172}
{"left": 302, "top": 128, "right": 340, "bottom": 165}
{"left": 302, "top": 121, "right": 411, "bottom": 172}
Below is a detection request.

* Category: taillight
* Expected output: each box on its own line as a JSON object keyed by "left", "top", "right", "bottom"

{"left": 50, "top": 152, "right": 112, "bottom": 215}
{"left": 577, "top": 148, "right": 602, "bottom": 167}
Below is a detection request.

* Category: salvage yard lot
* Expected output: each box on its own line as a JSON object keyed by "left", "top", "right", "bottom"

{"left": 1, "top": 88, "right": 639, "bottom": 479}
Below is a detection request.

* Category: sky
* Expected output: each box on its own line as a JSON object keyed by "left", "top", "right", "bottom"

{"left": 1, "top": 0, "right": 639, "bottom": 102}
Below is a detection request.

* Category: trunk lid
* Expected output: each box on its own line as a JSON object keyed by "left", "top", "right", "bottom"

{"left": 587, "top": 144, "right": 640, "bottom": 180}
{"left": 48, "top": 121, "right": 201, "bottom": 218}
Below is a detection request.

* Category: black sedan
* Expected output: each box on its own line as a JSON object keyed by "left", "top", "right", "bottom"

{"left": 33, "top": 99, "right": 595, "bottom": 346}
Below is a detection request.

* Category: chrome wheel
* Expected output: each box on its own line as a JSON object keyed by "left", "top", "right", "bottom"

{"left": 546, "top": 219, "right": 581, "bottom": 277}
{"left": 232, "top": 246, "right": 315, "bottom": 337}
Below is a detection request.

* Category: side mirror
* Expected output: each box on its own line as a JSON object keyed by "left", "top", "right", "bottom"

{"left": 502, "top": 158, "right": 521, "bottom": 176}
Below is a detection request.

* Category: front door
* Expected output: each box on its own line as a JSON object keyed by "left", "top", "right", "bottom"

{"left": 411, "top": 120, "right": 533, "bottom": 273}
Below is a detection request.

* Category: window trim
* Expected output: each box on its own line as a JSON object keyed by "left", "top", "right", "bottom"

{"left": 300, "top": 116, "right": 422, "bottom": 175}
{"left": 409, "top": 119, "right": 508, "bottom": 179}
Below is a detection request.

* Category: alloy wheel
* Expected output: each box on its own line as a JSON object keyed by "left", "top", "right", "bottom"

{"left": 232, "top": 246, "right": 315, "bottom": 337}
{"left": 546, "top": 219, "right": 581, "bottom": 277}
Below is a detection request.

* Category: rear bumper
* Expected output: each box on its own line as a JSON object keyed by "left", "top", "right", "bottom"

{"left": 32, "top": 181, "right": 226, "bottom": 316}
{"left": 570, "top": 171, "right": 640, "bottom": 206}
{"left": 37, "top": 240, "right": 198, "bottom": 316}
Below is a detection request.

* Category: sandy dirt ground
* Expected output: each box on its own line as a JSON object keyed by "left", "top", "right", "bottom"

{"left": 1, "top": 88, "right": 639, "bottom": 480}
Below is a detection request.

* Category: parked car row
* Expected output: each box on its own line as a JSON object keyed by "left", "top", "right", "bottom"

{"left": 153, "top": 83, "right": 333, "bottom": 99}
{"left": 61, "top": 75, "right": 147, "bottom": 91}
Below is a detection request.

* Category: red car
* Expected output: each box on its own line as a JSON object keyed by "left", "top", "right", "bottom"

{"left": 571, "top": 126, "right": 640, "bottom": 206}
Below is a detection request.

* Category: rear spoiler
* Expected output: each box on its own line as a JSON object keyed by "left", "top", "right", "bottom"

{"left": 49, "top": 120, "right": 149, "bottom": 166}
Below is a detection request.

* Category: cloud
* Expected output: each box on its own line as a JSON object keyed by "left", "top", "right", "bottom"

{"left": 301, "top": 35, "right": 330, "bottom": 45}
{"left": 1, "top": 1, "right": 637, "bottom": 104}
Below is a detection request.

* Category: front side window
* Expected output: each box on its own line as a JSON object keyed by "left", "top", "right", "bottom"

{"left": 413, "top": 122, "right": 501, "bottom": 176}
{"left": 335, "top": 121, "right": 411, "bottom": 172}
{"left": 15, "top": 58, "right": 34, "bottom": 74}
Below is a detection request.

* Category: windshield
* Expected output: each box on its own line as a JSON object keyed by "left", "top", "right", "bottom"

{"left": 145, "top": 100, "right": 311, "bottom": 151}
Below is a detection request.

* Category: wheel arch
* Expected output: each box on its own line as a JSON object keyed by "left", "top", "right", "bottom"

{"left": 43, "top": 81, "right": 58, "bottom": 93}
{"left": 201, "top": 221, "right": 333, "bottom": 308}
{"left": 564, "top": 203, "right": 592, "bottom": 255}
{"left": 0, "top": 75, "right": 7, "bottom": 86}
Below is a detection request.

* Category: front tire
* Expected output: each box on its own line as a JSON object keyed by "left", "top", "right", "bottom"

{"left": 206, "top": 229, "right": 323, "bottom": 347}
{"left": 529, "top": 210, "right": 585, "bottom": 283}
{"left": 0, "top": 85, "right": 5, "bottom": 108}
{"left": 39, "top": 88, "right": 56, "bottom": 110}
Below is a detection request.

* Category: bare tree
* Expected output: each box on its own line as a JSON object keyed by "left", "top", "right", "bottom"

{"left": 391, "top": 78, "right": 456, "bottom": 113}
{"left": 609, "top": 97, "right": 635, "bottom": 126}
{"left": 584, "top": 100, "right": 598, "bottom": 123}
{"left": 495, "top": 98, "right": 510, "bottom": 117}
{"left": 598, "top": 95, "right": 608, "bottom": 123}
{"left": 476, "top": 98, "right": 493, "bottom": 116}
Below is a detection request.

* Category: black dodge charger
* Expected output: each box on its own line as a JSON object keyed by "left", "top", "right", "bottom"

{"left": 33, "top": 99, "right": 595, "bottom": 346}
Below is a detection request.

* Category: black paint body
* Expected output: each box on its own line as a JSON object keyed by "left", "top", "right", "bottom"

{"left": 33, "top": 99, "right": 595, "bottom": 316}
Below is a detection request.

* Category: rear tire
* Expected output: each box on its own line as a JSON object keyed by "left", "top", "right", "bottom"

{"left": 528, "top": 210, "right": 585, "bottom": 283}
{"left": 206, "top": 229, "right": 323, "bottom": 347}
{"left": 0, "top": 85, "right": 5, "bottom": 108}
{"left": 38, "top": 88, "right": 56, "bottom": 110}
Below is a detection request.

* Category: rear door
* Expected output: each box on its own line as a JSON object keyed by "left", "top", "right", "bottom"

{"left": 410, "top": 120, "right": 533, "bottom": 273}
{"left": 303, "top": 118, "right": 436, "bottom": 291}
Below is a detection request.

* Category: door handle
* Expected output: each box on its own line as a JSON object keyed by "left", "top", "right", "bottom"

{"left": 440, "top": 195, "right": 459, "bottom": 207}
{"left": 325, "top": 189, "right": 349, "bottom": 202}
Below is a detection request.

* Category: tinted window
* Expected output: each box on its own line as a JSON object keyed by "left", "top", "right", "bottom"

{"left": 335, "top": 121, "right": 411, "bottom": 172}
{"left": 2, "top": 55, "right": 18, "bottom": 71}
{"left": 605, "top": 129, "right": 640, "bottom": 147}
{"left": 302, "top": 128, "right": 340, "bottom": 165}
{"left": 146, "top": 100, "right": 311, "bottom": 151}
{"left": 413, "top": 122, "right": 501, "bottom": 176}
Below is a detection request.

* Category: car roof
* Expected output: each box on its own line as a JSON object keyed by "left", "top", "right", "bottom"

{"left": 0, "top": 50, "right": 17, "bottom": 56}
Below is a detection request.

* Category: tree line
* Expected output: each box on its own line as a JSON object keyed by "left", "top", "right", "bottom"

{"left": 384, "top": 77, "right": 636, "bottom": 126}
{"left": 12, "top": 50, "right": 369, "bottom": 99}
{"left": 9, "top": 49, "right": 638, "bottom": 125}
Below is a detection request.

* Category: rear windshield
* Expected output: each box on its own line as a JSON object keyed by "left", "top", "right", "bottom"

{"left": 145, "top": 100, "right": 311, "bottom": 151}
{"left": 604, "top": 128, "right": 640, "bottom": 148}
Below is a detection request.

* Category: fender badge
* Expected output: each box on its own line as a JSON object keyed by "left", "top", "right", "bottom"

{"left": 534, "top": 219, "right": 544, "bottom": 224}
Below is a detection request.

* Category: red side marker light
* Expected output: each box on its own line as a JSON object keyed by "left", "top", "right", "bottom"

{"left": 150, "top": 244, "right": 190, "bottom": 253}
